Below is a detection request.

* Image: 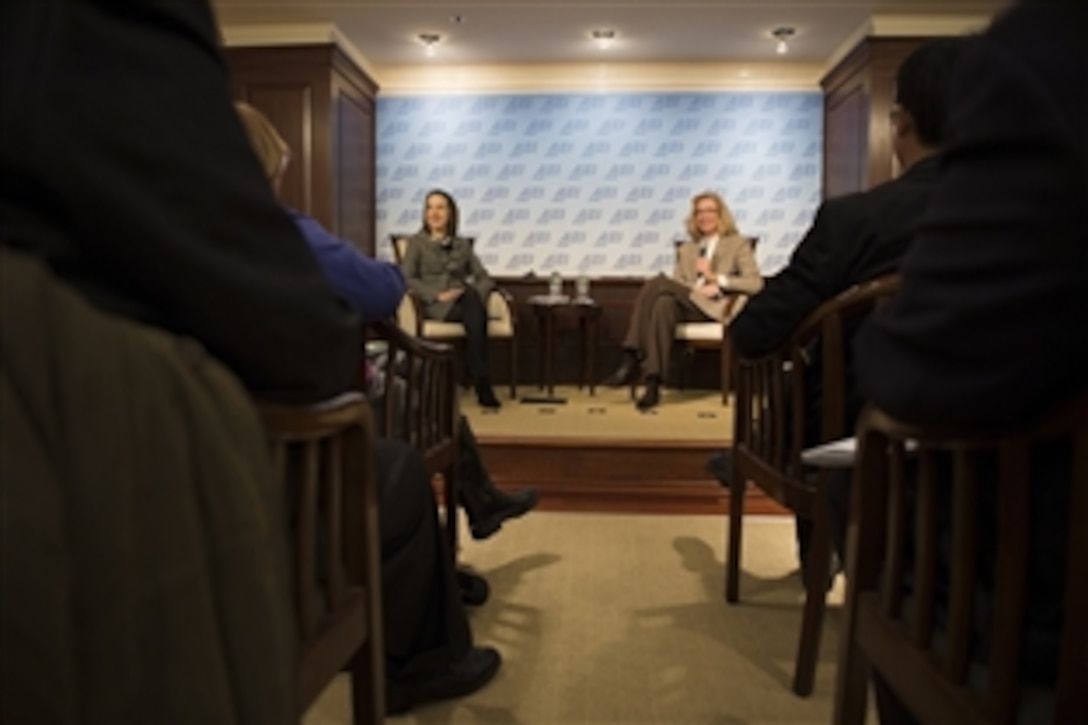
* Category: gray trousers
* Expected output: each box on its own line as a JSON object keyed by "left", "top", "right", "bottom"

{"left": 622, "top": 275, "right": 711, "bottom": 378}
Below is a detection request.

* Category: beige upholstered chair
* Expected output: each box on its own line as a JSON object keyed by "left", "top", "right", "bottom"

{"left": 390, "top": 234, "right": 518, "bottom": 399}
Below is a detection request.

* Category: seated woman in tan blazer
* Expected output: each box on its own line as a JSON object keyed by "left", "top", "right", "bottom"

{"left": 604, "top": 191, "right": 764, "bottom": 410}
{"left": 400, "top": 190, "right": 502, "bottom": 408}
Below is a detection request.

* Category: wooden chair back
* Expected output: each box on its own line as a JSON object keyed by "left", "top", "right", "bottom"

{"left": 366, "top": 320, "right": 461, "bottom": 556}
{"left": 726, "top": 272, "right": 901, "bottom": 696}
{"left": 257, "top": 393, "right": 385, "bottom": 723}
{"left": 836, "top": 392, "right": 1088, "bottom": 725}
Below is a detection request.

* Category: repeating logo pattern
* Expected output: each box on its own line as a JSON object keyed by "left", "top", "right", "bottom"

{"left": 376, "top": 92, "right": 822, "bottom": 278}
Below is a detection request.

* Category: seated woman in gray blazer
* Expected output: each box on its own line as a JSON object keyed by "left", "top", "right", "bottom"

{"left": 400, "top": 190, "right": 502, "bottom": 408}
{"left": 604, "top": 191, "right": 764, "bottom": 410}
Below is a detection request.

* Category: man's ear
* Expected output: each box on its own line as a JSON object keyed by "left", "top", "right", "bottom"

{"left": 893, "top": 108, "right": 916, "bottom": 141}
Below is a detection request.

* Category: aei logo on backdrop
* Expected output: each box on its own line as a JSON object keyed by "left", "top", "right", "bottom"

{"left": 376, "top": 90, "right": 823, "bottom": 277}
{"left": 524, "top": 231, "right": 552, "bottom": 248}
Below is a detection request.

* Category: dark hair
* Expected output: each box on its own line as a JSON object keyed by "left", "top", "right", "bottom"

{"left": 895, "top": 36, "right": 973, "bottom": 148}
{"left": 421, "top": 189, "right": 459, "bottom": 237}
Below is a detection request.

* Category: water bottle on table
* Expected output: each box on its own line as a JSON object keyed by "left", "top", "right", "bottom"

{"left": 549, "top": 271, "right": 563, "bottom": 299}
{"left": 575, "top": 274, "right": 591, "bottom": 301}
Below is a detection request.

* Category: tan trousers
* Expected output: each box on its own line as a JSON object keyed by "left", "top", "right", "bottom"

{"left": 621, "top": 275, "right": 712, "bottom": 378}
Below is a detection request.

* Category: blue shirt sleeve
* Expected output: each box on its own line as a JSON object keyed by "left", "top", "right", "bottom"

{"left": 289, "top": 210, "right": 406, "bottom": 322}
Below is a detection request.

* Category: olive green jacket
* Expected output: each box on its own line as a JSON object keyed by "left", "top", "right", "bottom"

{"left": 2, "top": 248, "right": 295, "bottom": 724}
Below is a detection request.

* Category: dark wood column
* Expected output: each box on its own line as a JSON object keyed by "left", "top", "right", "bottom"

{"left": 226, "top": 44, "right": 379, "bottom": 256}
{"left": 822, "top": 37, "right": 929, "bottom": 199}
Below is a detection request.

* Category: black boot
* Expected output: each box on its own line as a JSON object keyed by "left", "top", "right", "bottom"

{"left": 461, "top": 483, "right": 539, "bottom": 540}
{"left": 456, "top": 569, "right": 490, "bottom": 607}
{"left": 603, "top": 350, "right": 641, "bottom": 387}
{"left": 636, "top": 375, "right": 661, "bottom": 411}
{"left": 474, "top": 378, "right": 501, "bottom": 409}
{"left": 385, "top": 646, "right": 502, "bottom": 716}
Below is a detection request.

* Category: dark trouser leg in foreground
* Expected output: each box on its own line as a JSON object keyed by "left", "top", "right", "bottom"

{"left": 374, "top": 438, "right": 500, "bottom": 714}
{"left": 456, "top": 416, "right": 538, "bottom": 539}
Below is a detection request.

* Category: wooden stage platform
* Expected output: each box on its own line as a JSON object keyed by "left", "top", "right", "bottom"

{"left": 465, "top": 385, "right": 787, "bottom": 516}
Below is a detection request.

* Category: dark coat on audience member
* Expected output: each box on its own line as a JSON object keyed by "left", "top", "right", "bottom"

{"left": 855, "top": 0, "right": 1088, "bottom": 681}
{"left": 730, "top": 154, "right": 942, "bottom": 443}
{"left": 0, "top": 0, "right": 361, "bottom": 405}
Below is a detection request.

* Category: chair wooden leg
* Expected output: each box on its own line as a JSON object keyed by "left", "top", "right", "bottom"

{"left": 442, "top": 463, "right": 459, "bottom": 563}
{"left": 726, "top": 477, "right": 744, "bottom": 603}
{"left": 834, "top": 593, "right": 871, "bottom": 725}
{"left": 508, "top": 338, "right": 517, "bottom": 399}
{"left": 793, "top": 504, "right": 831, "bottom": 697}
{"left": 721, "top": 343, "right": 731, "bottom": 405}
{"left": 350, "top": 638, "right": 385, "bottom": 724}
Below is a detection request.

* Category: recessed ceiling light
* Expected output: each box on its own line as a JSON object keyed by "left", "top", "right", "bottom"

{"left": 418, "top": 32, "right": 440, "bottom": 57}
{"left": 771, "top": 27, "right": 796, "bottom": 55}
{"left": 591, "top": 28, "right": 616, "bottom": 50}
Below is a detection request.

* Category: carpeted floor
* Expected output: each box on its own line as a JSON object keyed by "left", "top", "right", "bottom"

{"left": 462, "top": 386, "right": 733, "bottom": 443}
{"left": 305, "top": 512, "right": 861, "bottom": 724}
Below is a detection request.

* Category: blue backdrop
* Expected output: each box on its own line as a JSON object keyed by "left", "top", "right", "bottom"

{"left": 376, "top": 91, "right": 822, "bottom": 278}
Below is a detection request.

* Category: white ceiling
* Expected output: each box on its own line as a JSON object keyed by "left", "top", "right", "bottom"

{"left": 213, "top": 0, "right": 1009, "bottom": 69}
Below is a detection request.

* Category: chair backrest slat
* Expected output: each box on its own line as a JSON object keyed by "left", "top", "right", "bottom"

{"left": 882, "top": 441, "right": 910, "bottom": 618}
{"left": 911, "top": 450, "right": 939, "bottom": 649}
{"left": 946, "top": 449, "right": 979, "bottom": 684}
{"left": 837, "top": 391, "right": 1088, "bottom": 725}
{"left": 1054, "top": 427, "right": 1088, "bottom": 722}
{"left": 325, "top": 435, "right": 346, "bottom": 610}
{"left": 983, "top": 442, "right": 1031, "bottom": 719}
{"left": 297, "top": 440, "right": 320, "bottom": 638}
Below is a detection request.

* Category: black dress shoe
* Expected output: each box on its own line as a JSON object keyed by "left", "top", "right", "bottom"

{"left": 603, "top": 358, "right": 640, "bottom": 387}
{"left": 457, "top": 569, "right": 490, "bottom": 607}
{"left": 635, "top": 378, "right": 661, "bottom": 411}
{"left": 706, "top": 449, "right": 734, "bottom": 486}
{"left": 470, "top": 487, "right": 539, "bottom": 540}
{"left": 385, "top": 646, "right": 502, "bottom": 715}
{"left": 475, "top": 381, "right": 502, "bottom": 409}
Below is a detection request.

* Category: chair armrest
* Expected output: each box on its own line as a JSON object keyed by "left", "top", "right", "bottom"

{"left": 487, "top": 287, "right": 516, "bottom": 333}
{"left": 371, "top": 319, "right": 456, "bottom": 361}
{"left": 785, "top": 274, "right": 900, "bottom": 352}
{"left": 256, "top": 391, "right": 370, "bottom": 438}
{"left": 725, "top": 293, "right": 750, "bottom": 324}
{"left": 395, "top": 293, "right": 427, "bottom": 337}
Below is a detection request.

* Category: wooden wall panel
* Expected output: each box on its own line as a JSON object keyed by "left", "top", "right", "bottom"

{"left": 226, "top": 44, "right": 378, "bottom": 252}
{"left": 334, "top": 90, "right": 375, "bottom": 255}
{"left": 824, "top": 78, "right": 868, "bottom": 199}
{"left": 821, "top": 37, "right": 929, "bottom": 198}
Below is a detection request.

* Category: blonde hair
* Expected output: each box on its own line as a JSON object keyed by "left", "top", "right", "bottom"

{"left": 234, "top": 101, "right": 289, "bottom": 180}
{"left": 685, "top": 191, "right": 740, "bottom": 240}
